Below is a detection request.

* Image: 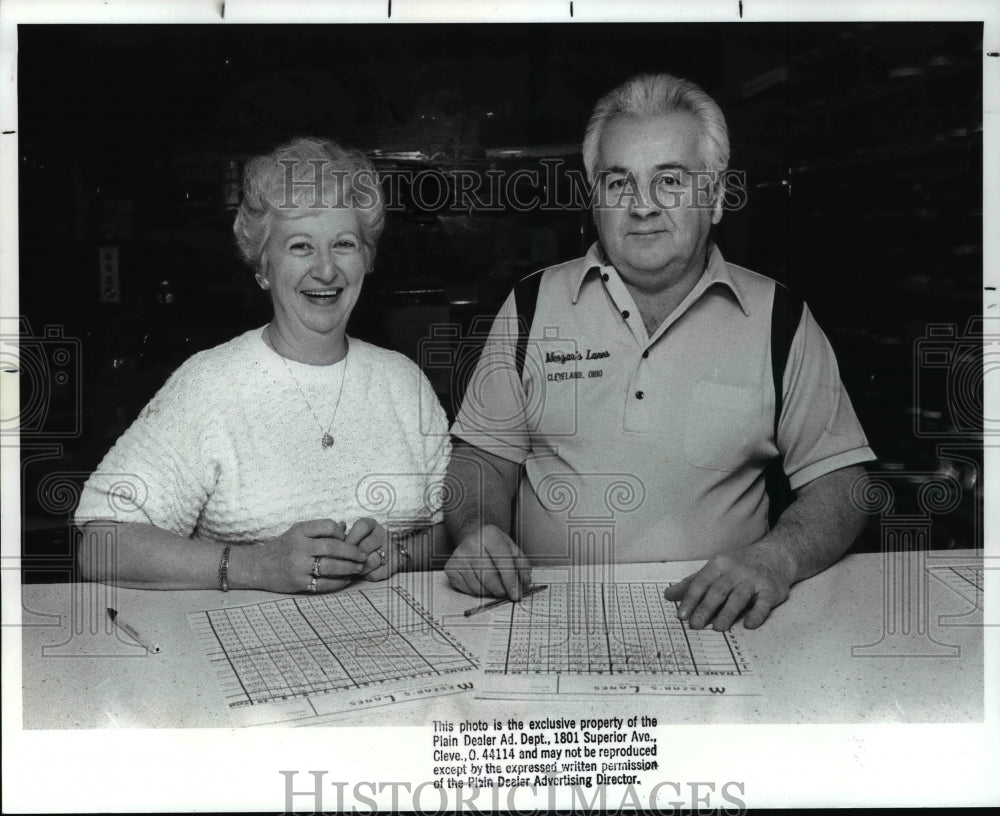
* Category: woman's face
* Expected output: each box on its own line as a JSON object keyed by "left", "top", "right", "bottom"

{"left": 261, "top": 206, "right": 370, "bottom": 355}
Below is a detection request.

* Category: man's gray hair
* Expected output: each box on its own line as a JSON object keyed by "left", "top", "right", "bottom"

{"left": 582, "top": 73, "right": 730, "bottom": 185}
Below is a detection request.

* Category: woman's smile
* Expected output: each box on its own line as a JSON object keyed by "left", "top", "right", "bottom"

{"left": 301, "top": 286, "right": 345, "bottom": 303}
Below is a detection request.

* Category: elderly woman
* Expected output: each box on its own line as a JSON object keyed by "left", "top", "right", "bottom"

{"left": 75, "top": 137, "right": 450, "bottom": 594}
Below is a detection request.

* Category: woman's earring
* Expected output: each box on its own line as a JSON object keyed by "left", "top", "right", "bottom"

{"left": 255, "top": 274, "right": 270, "bottom": 290}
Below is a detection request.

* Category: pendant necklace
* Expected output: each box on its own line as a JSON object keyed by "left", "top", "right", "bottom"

{"left": 267, "top": 325, "right": 348, "bottom": 450}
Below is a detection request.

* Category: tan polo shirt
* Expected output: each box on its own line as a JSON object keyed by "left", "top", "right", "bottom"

{"left": 451, "top": 242, "right": 876, "bottom": 564}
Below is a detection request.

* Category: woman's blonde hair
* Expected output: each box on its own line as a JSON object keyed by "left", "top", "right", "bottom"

{"left": 233, "top": 136, "right": 385, "bottom": 272}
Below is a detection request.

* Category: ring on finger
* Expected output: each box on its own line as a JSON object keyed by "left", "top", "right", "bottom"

{"left": 311, "top": 556, "right": 322, "bottom": 579}
{"left": 308, "top": 576, "right": 318, "bottom": 593}
{"left": 378, "top": 548, "right": 387, "bottom": 567}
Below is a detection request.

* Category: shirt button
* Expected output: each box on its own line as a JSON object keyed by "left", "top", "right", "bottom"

{"left": 635, "top": 390, "right": 644, "bottom": 400}
{"left": 642, "top": 350, "right": 649, "bottom": 359}
{"left": 622, "top": 310, "right": 630, "bottom": 319}
{"left": 602, "top": 273, "right": 609, "bottom": 282}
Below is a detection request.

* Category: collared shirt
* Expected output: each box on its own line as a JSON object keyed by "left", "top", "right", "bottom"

{"left": 451, "top": 242, "right": 876, "bottom": 564}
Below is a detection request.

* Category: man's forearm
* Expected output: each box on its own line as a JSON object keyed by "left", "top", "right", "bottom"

{"left": 756, "top": 464, "right": 869, "bottom": 583}
{"left": 392, "top": 522, "right": 450, "bottom": 572}
{"left": 444, "top": 442, "right": 520, "bottom": 544}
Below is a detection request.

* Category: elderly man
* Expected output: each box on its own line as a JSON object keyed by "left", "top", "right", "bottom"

{"left": 443, "top": 73, "right": 874, "bottom": 630}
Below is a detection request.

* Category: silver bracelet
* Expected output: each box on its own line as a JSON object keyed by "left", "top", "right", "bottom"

{"left": 218, "top": 543, "right": 233, "bottom": 592}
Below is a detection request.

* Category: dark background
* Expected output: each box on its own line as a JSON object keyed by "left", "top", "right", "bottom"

{"left": 16, "top": 23, "right": 984, "bottom": 580}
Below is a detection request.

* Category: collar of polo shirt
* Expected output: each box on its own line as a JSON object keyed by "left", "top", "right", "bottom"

{"left": 571, "top": 242, "right": 751, "bottom": 317}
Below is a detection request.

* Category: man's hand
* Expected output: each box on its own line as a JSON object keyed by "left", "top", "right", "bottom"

{"left": 445, "top": 524, "right": 532, "bottom": 600}
{"left": 664, "top": 466, "right": 868, "bottom": 630}
{"left": 664, "top": 544, "right": 796, "bottom": 630}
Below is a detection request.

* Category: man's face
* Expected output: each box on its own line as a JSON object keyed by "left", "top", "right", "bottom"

{"left": 593, "top": 112, "right": 722, "bottom": 292}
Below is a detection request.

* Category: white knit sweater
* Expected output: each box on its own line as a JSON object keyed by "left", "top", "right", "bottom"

{"left": 75, "top": 327, "right": 451, "bottom": 544}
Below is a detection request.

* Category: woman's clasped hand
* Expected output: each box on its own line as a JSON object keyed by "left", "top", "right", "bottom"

{"left": 243, "top": 517, "right": 395, "bottom": 594}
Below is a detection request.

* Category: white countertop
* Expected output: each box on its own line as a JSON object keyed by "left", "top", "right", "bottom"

{"left": 18, "top": 549, "right": 985, "bottom": 728}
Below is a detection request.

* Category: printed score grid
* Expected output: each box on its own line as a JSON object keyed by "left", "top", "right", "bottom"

{"left": 928, "top": 565, "right": 984, "bottom": 608}
{"left": 187, "top": 587, "right": 477, "bottom": 715}
{"left": 477, "top": 582, "right": 763, "bottom": 699}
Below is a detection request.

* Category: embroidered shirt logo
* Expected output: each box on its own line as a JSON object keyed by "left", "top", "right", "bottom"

{"left": 545, "top": 349, "right": 610, "bottom": 364}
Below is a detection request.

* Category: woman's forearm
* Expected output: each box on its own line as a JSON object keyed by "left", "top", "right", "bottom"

{"left": 77, "top": 519, "right": 450, "bottom": 591}
{"left": 76, "top": 521, "right": 257, "bottom": 591}
{"left": 76, "top": 521, "right": 232, "bottom": 589}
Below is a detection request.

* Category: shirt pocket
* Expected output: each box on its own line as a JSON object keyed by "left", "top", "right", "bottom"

{"left": 683, "top": 380, "right": 765, "bottom": 472}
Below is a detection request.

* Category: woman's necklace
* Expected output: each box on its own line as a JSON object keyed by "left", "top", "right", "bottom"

{"left": 267, "top": 325, "right": 348, "bottom": 449}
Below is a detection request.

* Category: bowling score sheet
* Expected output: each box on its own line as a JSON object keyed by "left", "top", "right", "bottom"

{"left": 186, "top": 581, "right": 763, "bottom": 724}
{"left": 187, "top": 586, "right": 478, "bottom": 726}
{"left": 475, "top": 581, "right": 763, "bottom": 700}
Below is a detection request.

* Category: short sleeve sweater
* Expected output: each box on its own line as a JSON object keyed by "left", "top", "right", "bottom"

{"left": 75, "top": 327, "right": 451, "bottom": 543}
